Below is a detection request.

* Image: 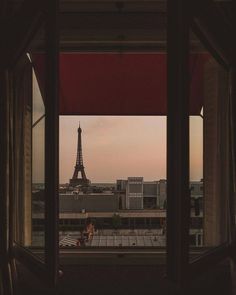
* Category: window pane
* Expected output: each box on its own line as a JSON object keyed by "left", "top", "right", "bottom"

{"left": 32, "top": 74, "right": 45, "bottom": 251}
{"left": 13, "top": 26, "right": 46, "bottom": 262}
{"left": 189, "top": 30, "right": 230, "bottom": 260}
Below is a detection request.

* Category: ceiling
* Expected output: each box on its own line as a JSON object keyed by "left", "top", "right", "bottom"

{"left": 6, "top": 0, "right": 234, "bottom": 53}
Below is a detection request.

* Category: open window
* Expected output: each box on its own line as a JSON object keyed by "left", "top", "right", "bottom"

{"left": 189, "top": 30, "right": 230, "bottom": 258}
{"left": 167, "top": 0, "right": 235, "bottom": 286}
{"left": 0, "top": 0, "right": 59, "bottom": 287}
{"left": 1, "top": 0, "right": 235, "bottom": 291}
{"left": 187, "top": 2, "right": 236, "bottom": 278}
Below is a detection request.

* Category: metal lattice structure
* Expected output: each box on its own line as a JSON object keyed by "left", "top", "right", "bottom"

{"left": 70, "top": 124, "right": 90, "bottom": 186}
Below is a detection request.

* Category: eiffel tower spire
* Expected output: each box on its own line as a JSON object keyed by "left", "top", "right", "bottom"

{"left": 70, "top": 124, "right": 90, "bottom": 186}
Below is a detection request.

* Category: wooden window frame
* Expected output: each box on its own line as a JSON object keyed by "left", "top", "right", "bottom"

{"left": 0, "top": 0, "right": 59, "bottom": 288}
{"left": 167, "top": 0, "right": 235, "bottom": 286}
{"left": 0, "top": 0, "right": 235, "bottom": 291}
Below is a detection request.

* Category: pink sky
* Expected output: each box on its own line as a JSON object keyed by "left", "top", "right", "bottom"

{"left": 59, "top": 116, "right": 203, "bottom": 183}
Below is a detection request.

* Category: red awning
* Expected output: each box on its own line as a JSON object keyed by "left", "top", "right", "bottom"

{"left": 32, "top": 53, "right": 209, "bottom": 116}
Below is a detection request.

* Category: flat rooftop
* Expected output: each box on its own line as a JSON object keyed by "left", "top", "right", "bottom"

{"left": 58, "top": 229, "right": 166, "bottom": 248}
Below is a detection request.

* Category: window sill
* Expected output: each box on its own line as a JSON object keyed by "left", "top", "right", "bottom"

{"left": 59, "top": 248, "right": 166, "bottom": 265}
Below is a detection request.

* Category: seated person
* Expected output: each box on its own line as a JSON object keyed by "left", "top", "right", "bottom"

{"left": 84, "top": 219, "right": 95, "bottom": 241}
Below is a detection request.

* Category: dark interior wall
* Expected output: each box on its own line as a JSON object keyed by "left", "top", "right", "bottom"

{"left": 16, "top": 260, "right": 232, "bottom": 295}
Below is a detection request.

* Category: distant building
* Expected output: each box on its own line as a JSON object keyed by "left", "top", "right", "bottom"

{"left": 158, "top": 179, "right": 167, "bottom": 209}
{"left": 116, "top": 177, "right": 162, "bottom": 210}
{"left": 116, "top": 180, "right": 127, "bottom": 191}
{"left": 126, "top": 177, "right": 144, "bottom": 209}
{"left": 190, "top": 180, "right": 204, "bottom": 217}
{"left": 115, "top": 177, "right": 203, "bottom": 213}
{"left": 143, "top": 181, "right": 159, "bottom": 209}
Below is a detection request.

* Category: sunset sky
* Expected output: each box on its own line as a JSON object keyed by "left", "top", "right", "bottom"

{"left": 59, "top": 115, "right": 203, "bottom": 184}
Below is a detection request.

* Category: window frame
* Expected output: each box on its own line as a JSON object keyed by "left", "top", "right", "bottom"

{"left": 0, "top": 0, "right": 59, "bottom": 287}
{"left": 0, "top": 0, "right": 235, "bottom": 290}
{"left": 167, "top": 0, "right": 235, "bottom": 286}
{"left": 188, "top": 0, "right": 235, "bottom": 278}
{"left": 56, "top": 0, "right": 234, "bottom": 286}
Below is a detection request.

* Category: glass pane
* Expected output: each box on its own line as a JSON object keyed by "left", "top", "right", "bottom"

{"left": 189, "top": 30, "right": 230, "bottom": 261}
{"left": 32, "top": 69, "right": 45, "bottom": 251}
{"left": 13, "top": 26, "right": 46, "bottom": 262}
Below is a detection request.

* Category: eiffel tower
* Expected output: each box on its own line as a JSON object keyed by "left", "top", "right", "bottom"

{"left": 70, "top": 124, "right": 90, "bottom": 187}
